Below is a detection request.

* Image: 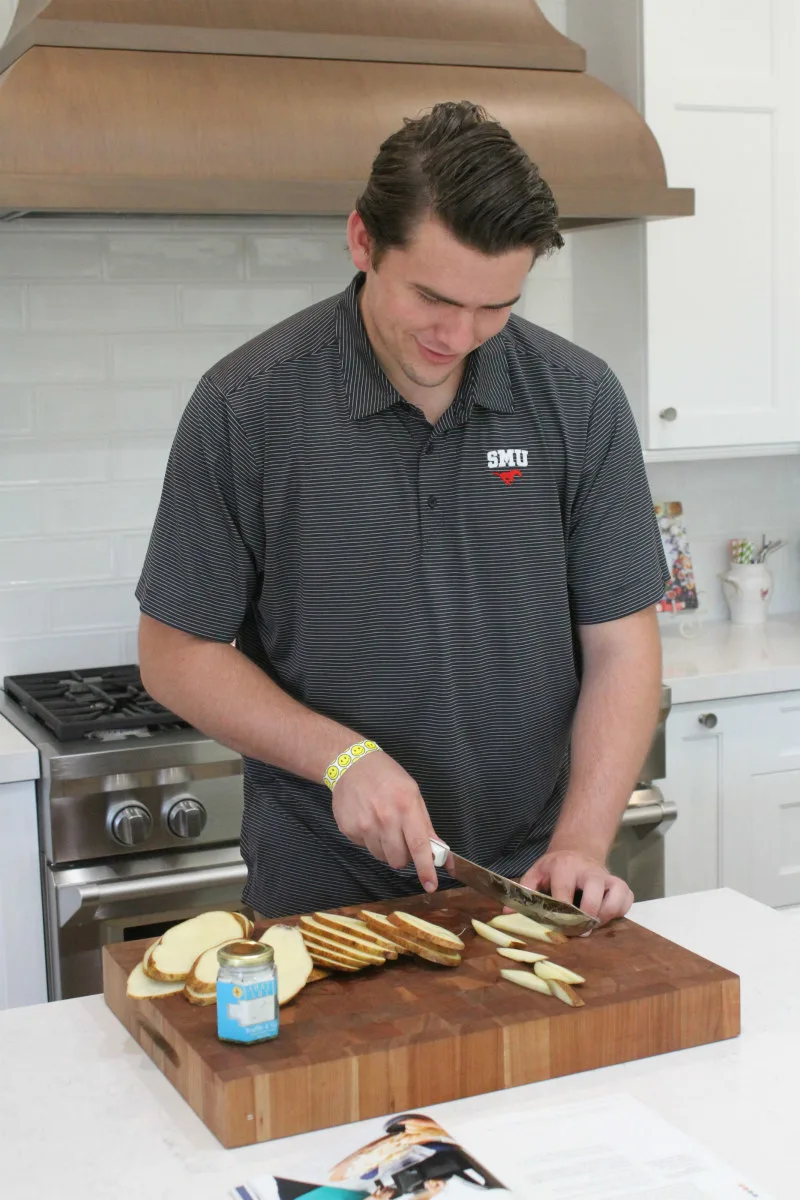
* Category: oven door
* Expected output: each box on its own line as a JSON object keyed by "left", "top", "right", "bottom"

{"left": 44, "top": 844, "right": 248, "bottom": 1001}
{"left": 607, "top": 786, "right": 677, "bottom": 902}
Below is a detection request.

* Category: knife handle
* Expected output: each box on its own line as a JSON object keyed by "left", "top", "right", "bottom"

{"left": 429, "top": 838, "right": 450, "bottom": 868}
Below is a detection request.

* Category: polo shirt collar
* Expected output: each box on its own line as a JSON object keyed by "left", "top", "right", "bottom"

{"left": 336, "top": 273, "right": 515, "bottom": 421}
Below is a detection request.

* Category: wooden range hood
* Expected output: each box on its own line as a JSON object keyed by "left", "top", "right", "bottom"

{"left": 0, "top": 0, "right": 694, "bottom": 225}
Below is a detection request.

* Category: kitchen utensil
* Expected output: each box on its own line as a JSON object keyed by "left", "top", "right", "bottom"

{"left": 429, "top": 838, "right": 599, "bottom": 935}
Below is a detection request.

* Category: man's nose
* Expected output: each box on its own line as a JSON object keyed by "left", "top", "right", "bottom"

{"left": 438, "top": 309, "right": 476, "bottom": 353}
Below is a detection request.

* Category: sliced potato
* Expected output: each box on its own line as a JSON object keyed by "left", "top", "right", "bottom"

{"left": 258, "top": 924, "right": 315, "bottom": 1004}
{"left": 312, "top": 912, "right": 399, "bottom": 957}
{"left": 126, "top": 961, "right": 184, "bottom": 1000}
{"left": 308, "top": 967, "right": 330, "bottom": 983}
{"left": 300, "top": 915, "right": 389, "bottom": 962}
{"left": 359, "top": 910, "right": 411, "bottom": 953}
{"left": 301, "top": 931, "right": 386, "bottom": 967}
{"left": 360, "top": 912, "right": 460, "bottom": 965}
{"left": 496, "top": 947, "right": 549, "bottom": 964}
{"left": 184, "top": 983, "right": 216, "bottom": 1006}
{"left": 307, "top": 948, "right": 363, "bottom": 973}
{"left": 534, "top": 960, "right": 585, "bottom": 986}
{"left": 145, "top": 911, "right": 245, "bottom": 982}
{"left": 547, "top": 979, "right": 585, "bottom": 1007}
{"left": 471, "top": 918, "right": 525, "bottom": 948}
{"left": 387, "top": 911, "right": 465, "bottom": 952}
{"left": 499, "top": 968, "right": 551, "bottom": 996}
{"left": 185, "top": 940, "right": 234, "bottom": 996}
{"left": 488, "top": 912, "right": 568, "bottom": 945}
{"left": 232, "top": 912, "right": 254, "bottom": 938}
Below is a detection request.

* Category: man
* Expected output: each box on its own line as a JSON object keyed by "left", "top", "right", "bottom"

{"left": 137, "top": 101, "right": 667, "bottom": 925}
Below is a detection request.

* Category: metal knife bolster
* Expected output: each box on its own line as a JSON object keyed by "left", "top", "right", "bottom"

{"left": 429, "top": 838, "right": 599, "bottom": 936}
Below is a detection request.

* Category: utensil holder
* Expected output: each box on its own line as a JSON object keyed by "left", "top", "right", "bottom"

{"left": 719, "top": 563, "right": 773, "bottom": 626}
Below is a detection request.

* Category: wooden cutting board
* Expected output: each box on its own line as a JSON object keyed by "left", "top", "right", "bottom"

{"left": 103, "top": 888, "right": 739, "bottom": 1148}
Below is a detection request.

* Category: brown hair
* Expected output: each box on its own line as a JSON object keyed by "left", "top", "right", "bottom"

{"left": 355, "top": 100, "right": 564, "bottom": 263}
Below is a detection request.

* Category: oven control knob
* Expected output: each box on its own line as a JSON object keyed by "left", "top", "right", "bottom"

{"left": 111, "top": 804, "right": 153, "bottom": 846}
{"left": 167, "top": 797, "right": 207, "bottom": 839}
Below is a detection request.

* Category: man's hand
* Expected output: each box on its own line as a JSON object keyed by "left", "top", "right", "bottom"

{"left": 518, "top": 848, "right": 633, "bottom": 926}
{"left": 331, "top": 750, "right": 440, "bottom": 893}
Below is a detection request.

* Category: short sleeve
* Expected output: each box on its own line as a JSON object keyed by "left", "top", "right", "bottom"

{"left": 136, "top": 376, "right": 263, "bottom": 642}
{"left": 567, "top": 368, "right": 668, "bottom": 624}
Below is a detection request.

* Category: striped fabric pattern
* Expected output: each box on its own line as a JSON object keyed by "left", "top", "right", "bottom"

{"left": 137, "top": 275, "right": 668, "bottom": 918}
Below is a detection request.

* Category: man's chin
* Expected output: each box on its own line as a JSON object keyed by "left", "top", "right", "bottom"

{"left": 401, "top": 358, "right": 461, "bottom": 389}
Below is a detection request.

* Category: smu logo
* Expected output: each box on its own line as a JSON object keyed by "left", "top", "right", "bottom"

{"left": 486, "top": 448, "right": 528, "bottom": 487}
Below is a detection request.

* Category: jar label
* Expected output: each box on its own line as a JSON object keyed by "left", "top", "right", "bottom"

{"left": 217, "top": 977, "right": 278, "bottom": 1043}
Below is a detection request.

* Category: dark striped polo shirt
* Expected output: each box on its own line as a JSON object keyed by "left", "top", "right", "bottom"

{"left": 137, "top": 274, "right": 668, "bottom": 918}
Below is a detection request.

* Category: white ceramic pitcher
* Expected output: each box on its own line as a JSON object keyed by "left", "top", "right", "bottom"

{"left": 719, "top": 562, "right": 773, "bottom": 626}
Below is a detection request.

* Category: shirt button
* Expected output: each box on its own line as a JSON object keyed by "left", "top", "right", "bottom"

{"left": 427, "top": 494, "right": 438, "bottom": 510}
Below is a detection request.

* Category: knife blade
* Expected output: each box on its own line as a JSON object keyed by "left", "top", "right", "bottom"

{"left": 429, "top": 838, "right": 599, "bottom": 936}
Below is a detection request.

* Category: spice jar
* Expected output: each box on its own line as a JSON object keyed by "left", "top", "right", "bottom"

{"left": 216, "top": 940, "right": 279, "bottom": 1045}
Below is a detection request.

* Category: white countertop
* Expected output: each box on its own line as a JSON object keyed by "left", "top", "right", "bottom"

{"left": 0, "top": 712, "right": 39, "bottom": 783}
{"left": 1, "top": 888, "right": 797, "bottom": 1199}
{"left": 661, "top": 611, "right": 800, "bottom": 703}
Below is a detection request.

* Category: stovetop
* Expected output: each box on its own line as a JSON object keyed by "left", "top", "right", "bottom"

{"left": 4, "top": 664, "right": 188, "bottom": 741}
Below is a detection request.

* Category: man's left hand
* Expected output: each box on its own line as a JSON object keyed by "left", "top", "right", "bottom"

{"left": 518, "top": 849, "right": 633, "bottom": 926}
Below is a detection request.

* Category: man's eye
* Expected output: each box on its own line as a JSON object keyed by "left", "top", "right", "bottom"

{"left": 418, "top": 292, "right": 439, "bottom": 305}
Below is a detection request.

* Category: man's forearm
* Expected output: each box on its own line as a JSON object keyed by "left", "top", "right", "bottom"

{"left": 547, "top": 607, "right": 662, "bottom": 862}
{"left": 138, "top": 615, "right": 361, "bottom": 784}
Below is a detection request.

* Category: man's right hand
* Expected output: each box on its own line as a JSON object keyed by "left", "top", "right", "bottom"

{"left": 330, "top": 750, "right": 440, "bottom": 893}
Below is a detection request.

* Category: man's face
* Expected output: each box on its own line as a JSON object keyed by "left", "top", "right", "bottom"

{"left": 348, "top": 212, "right": 534, "bottom": 391}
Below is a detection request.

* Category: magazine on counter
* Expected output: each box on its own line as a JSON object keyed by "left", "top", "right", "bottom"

{"left": 231, "top": 1094, "right": 775, "bottom": 1199}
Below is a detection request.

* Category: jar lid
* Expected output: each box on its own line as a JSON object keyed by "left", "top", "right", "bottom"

{"left": 217, "top": 939, "right": 274, "bottom": 968}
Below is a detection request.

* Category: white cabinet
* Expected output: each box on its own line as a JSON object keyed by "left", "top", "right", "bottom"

{"left": 664, "top": 691, "right": 800, "bottom": 907}
{"left": 0, "top": 779, "right": 48, "bottom": 1009}
{"left": 569, "top": 0, "right": 800, "bottom": 454}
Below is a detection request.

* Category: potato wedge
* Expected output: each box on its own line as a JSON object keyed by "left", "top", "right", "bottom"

{"left": 547, "top": 979, "right": 585, "bottom": 1007}
{"left": 534, "top": 961, "right": 585, "bottom": 986}
{"left": 387, "top": 911, "right": 464, "bottom": 952}
{"left": 126, "top": 962, "right": 184, "bottom": 1000}
{"left": 471, "top": 918, "right": 525, "bottom": 948}
{"left": 488, "top": 913, "right": 567, "bottom": 945}
{"left": 499, "top": 968, "right": 551, "bottom": 996}
{"left": 496, "top": 947, "right": 549, "bottom": 964}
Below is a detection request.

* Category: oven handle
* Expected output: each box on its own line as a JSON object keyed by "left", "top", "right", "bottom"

{"left": 620, "top": 788, "right": 677, "bottom": 834}
{"left": 56, "top": 862, "right": 248, "bottom": 927}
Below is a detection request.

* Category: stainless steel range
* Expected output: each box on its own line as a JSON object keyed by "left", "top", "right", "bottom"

{"left": 0, "top": 665, "right": 245, "bottom": 1001}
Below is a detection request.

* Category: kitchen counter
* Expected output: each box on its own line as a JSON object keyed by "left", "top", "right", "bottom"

{"left": 0, "top": 712, "right": 39, "bottom": 783}
{"left": 661, "top": 611, "right": 800, "bottom": 703}
{"left": 1, "top": 888, "right": 797, "bottom": 1199}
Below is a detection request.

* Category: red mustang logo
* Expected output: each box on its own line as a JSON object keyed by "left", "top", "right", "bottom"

{"left": 493, "top": 469, "right": 523, "bottom": 487}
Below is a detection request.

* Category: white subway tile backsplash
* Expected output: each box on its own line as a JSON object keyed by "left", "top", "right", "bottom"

{"left": 113, "top": 531, "right": 151, "bottom": 579}
{"left": 108, "top": 435, "right": 172, "bottom": 482}
{"left": 0, "top": 287, "right": 23, "bottom": 329}
{"left": 110, "top": 332, "right": 245, "bottom": 381}
{"left": 0, "top": 389, "right": 34, "bottom": 434}
{"left": 50, "top": 582, "right": 139, "bottom": 631}
{"left": 0, "top": 588, "right": 50, "bottom": 637}
{"left": 0, "top": 631, "right": 125, "bottom": 675}
{"left": 0, "top": 488, "right": 43, "bottom": 538}
{"left": 34, "top": 386, "right": 177, "bottom": 434}
{"left": 105, "top": 234, "right": 242, "bottom": 281}
{"left": 43, "top": 482, "right": 161, "bottom": 534}
{"left": 0, "top": 439, "right": 108, "bottom": 484}
{"left": 28, "top": 284, "right": 176, "bottom": 332}
{"left": 179, "top": 285, "right": 313, "bottom": 328}
{"left": 0, "top": 334, "right": 107, "bottom": 383}
{"left": 0, "top": 234, "right": 103, "bottom": 279}
{"left": 0, "top": 536, "right": 112, "bottom": 585}
{"left": 0, "top": 212, "right": 796, "bottom": 675}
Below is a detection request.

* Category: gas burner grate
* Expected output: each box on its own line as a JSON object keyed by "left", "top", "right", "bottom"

{"left": 3, "top": 664, "right": 188, "bottom": 740}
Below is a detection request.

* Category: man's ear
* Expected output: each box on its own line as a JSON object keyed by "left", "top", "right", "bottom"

{"left": 347, "top": 210, "right": 375, "bottom": 273}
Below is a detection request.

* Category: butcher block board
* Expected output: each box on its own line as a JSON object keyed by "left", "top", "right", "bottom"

{"left": 103, "top": 889, "right": 739, "bottom": 1148}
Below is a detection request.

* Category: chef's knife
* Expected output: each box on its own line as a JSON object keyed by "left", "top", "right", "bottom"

{"left": 429, "top": 838, "right": 599, "bottom": 936}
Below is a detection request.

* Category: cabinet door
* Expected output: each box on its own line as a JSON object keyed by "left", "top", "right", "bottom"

{"left": 662, "top": 701, "right": 724, "bottom": 896}
{"left": 0, "top": 779, "right": 47, "bottom": 1009}
{"left": 721, "top": 692, "right": 800, "bottom": 907}
{"left": 643, "top": 0, "right": 800, "bottom": 450}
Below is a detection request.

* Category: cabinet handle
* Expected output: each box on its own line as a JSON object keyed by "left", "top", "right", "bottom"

{"left": 698, "top": 713, "right": 718, "bottom": 729}
{"left": 659, "top": 407, "right": 678, "bottom": 422}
